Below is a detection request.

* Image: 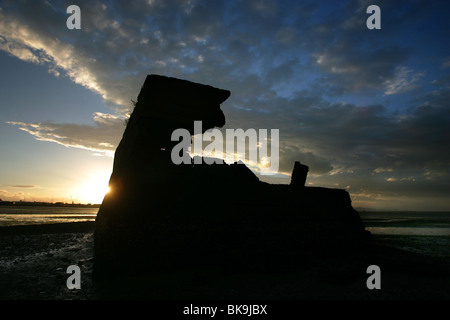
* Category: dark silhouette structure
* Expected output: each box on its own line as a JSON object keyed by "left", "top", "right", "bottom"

{"left": 290, "top": 161, "right": 309, "bottom": 187}
{"left": 93, "top": 75, "right": 370, "bottom": 284}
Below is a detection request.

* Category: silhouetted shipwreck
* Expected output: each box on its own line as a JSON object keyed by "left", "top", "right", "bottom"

{"left": 94, "top": 75, "right": 370, "bottom": 279}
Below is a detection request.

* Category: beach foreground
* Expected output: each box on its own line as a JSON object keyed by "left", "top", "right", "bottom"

{"left": 0, "top": 221, "right": 449, "bottom": 300}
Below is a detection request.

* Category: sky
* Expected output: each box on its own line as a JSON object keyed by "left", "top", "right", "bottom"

{"left": 0, "top": 0, "right": 449, "bottom": 210}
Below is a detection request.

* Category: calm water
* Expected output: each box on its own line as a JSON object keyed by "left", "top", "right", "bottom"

{"left": 360, "top": 211, "right": 450, "bottom": 236}
{"left": 0, "top": 205, "right": 98, "bottom": 226}
{"left": 360, "top": 211, "right": 450, "bottom": 258}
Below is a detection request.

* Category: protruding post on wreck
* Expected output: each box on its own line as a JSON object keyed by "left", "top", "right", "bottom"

{"left": 290, "top": 161, "right": 309, "bottom": 187}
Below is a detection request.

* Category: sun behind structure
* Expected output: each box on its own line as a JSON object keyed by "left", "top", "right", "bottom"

{"left": 74, "top": 172, "right": 111, "bottom": 204}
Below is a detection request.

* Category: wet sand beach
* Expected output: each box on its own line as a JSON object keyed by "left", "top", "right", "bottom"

{"left": 1, "top": 221, "right": 449, "bottom": 300}
{"left": 0, "top": 222, "right": 95, "bottom": 300}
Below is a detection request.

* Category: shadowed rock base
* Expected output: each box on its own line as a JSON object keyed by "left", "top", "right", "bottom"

{"left": 93, "top": 75, "right": 371, "bottom": 291}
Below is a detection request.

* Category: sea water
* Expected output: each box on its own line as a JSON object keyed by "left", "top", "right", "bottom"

{"left": 0, "top": 205, "right": 98, "bottom": 226}
{"left": 360, "top": 211, "right": 450, "bottom": 258}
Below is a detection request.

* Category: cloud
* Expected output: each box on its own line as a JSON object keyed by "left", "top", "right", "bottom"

{"left": 7, "top": 112, "right": 124, "bottom": 157}
{"left": 247, "top": 0, "right": 279, "bottom": 17}
{"left": 1, "top": 0, "right": 449, "bottom": 209}
{"left": 372, "top": 168, "right": 393, "bottom": 174}
{"left": 442, "top": 57, "right": 450, "bottom": 69}
{"left": 278, "top": 145, "right": 333, "bottom": 175}
{"left": 10, "top": 185, "right": 39, "bottom": 188}
{"left": 384, "top": 66, "right": 425, "bottom": 95}
{"left": 0, "top": 189, "right": 28, "bottom": 201}
{"left": 314, "top": 46, "right": 409, "bottom": 93}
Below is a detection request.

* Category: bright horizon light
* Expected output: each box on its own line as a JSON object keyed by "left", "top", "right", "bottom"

{"left": 73, "top": 172, "right": 111, "bottom": 204}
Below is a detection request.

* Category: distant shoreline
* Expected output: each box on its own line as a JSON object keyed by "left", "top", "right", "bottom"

{"left": 1, "top": 201, "right": 447, "bottom": 213}
{"left": 0, "top": 201, "right": 101, "bottom": 208}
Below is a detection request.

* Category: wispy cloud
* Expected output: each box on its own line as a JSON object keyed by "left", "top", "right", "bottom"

{"left": 441, "top": 57, "right": 450, "bottom": 69}
{"left": 10, "top": 185, "right": 39, "bottom": 188}
{"left": 373, "top": 168, "right": 394, "bottom": 174}
{"left": 384, "top": 66, "right": 425, "bottom": 95}
{"left": 7, "top": 112, "right": 124, "bottom": 157}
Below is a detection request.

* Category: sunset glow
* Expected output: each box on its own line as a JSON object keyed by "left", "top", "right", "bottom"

{"left": 74, "top": 172, "right": 110, "bottom": 204}
{"left": 0, "top": 1, "right": 449, "bottom": 210}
